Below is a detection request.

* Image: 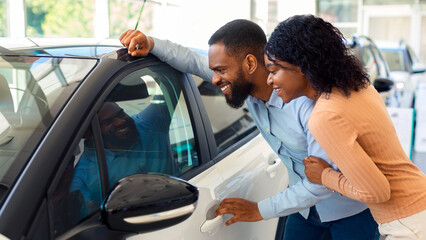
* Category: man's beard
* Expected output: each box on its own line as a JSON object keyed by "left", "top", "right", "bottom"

{"left": 225, "top": 69, "right": 254, "bottom": 108}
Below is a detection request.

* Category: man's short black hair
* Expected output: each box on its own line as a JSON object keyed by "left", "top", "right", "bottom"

{"left": 208, "top": 19, "right": 266, "bottom": 65}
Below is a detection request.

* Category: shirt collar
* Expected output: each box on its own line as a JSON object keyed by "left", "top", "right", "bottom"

{"left": 248, "top": 91, "right": 284, "bottom": 109}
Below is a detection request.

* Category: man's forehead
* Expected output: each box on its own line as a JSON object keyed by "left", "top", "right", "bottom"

{"left": 99, "top": 102, "right": 121, "bottom": 118}
{"left": 208, "top": 43, "right": 237, "bottom": 67}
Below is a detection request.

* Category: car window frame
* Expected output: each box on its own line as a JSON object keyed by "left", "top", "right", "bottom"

{"left": 368, "top": 45, "right": 389, "bottom": 78}
{"left": 43, "top": 58, "right": 213, "bottom": 238}
{"left": 184, "top": 74, "right": 260, "bottom": 164}
{"left": 89, "top": 62, "right": 210, "bottom": 190}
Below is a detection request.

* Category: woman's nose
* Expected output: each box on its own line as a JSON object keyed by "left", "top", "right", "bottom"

{"left": 266, "top": 75, "right": 273, "bottom": 86}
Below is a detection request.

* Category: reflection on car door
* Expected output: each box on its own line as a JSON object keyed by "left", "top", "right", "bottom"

{"left": 128, "top": 75, "right": 288, "bottom": 239}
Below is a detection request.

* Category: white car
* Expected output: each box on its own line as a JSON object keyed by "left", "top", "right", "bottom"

{"left": 345, "top": 35, "right": 396, "bottom": 106}
{"left": 377, "top": 40, "right": 426, "bottom": 108}
{"left": 0, "top": 42, "right": 288, "bottom": 239}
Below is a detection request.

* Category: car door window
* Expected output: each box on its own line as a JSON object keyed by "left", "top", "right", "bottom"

{"left": 371, "top": 45, "right": 389, "bottom": 77}
{"left": 192, "top": 75, "right": 257, "bottom": 153}
{"left": 407, "top": 46, "right": 418, "bottom": 69}
{"left": 51, "top": 130, "right": 102, "bottom": 237}
{"left": 50, "top": 64, "right": 199, "bottom": 237}
{"left": 381, "top": 50, "right": 405, "bottom": 71}
{"left": 361, "top": 46, "right": 379, "bottom": 82}
{"left": 97, "top": 65, "right": 198, "bottom": 185}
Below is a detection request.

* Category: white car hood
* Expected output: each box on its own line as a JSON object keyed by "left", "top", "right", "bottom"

{"left": 389, "top": 71, "right": 411, "bottom": 82}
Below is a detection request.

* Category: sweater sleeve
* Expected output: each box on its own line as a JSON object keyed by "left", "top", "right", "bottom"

{"left": 308, "top": 110, "right": 391, "bottom": 203}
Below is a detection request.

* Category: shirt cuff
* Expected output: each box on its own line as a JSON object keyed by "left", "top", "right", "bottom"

{"left": 257, "top": 198, "right": 276, "bottom": 220}
{"left": 150, "top": 37, "right": 165, "bottom": 58}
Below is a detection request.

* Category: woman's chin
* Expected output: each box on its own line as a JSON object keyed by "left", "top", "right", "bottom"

{"left": 278, "top": 92, "right": 294, "bottom": 103}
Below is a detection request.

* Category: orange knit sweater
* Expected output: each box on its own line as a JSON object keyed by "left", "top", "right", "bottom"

{"left": 308, "top": 85, "right": 426, "bottom": 223}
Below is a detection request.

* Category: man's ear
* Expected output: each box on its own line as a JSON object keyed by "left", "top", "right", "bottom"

{"left": 244, "top": 54, "right": 257, "bottom": 74}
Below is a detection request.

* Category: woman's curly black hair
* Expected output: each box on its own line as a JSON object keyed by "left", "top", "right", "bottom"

{"left": 265, "top": 15, "right": 370, "bottom": 96}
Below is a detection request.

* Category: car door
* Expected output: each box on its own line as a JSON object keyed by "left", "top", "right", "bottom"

{"left": 127, "top": 74, "right": 288, "bottom": 239}
{"left": 45, "top": 55, "right": 287, "bottom": 239}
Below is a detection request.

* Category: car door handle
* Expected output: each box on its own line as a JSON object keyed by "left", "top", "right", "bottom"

{"left": 266, "top": 159, "right": 280, "bottom": 178}
{"left": 200, "top": 215, "right": 224, "bottom": 233}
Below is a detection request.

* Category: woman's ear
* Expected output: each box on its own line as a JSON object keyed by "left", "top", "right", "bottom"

{"left": 245, "top": 54, "right": 257, "bottom": 74}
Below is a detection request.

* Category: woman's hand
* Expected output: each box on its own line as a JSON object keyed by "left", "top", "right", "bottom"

{"left": 303, "top": 156, "right": 332, "bottom": 185}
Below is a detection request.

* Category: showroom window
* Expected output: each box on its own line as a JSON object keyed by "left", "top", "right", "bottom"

{"left": 421, "top": 16, "right": 426, "bottom": 63}
{"left": 108, "top": 0, "right": 156, "bottom": 39}
{"left": 316, "top": 0, "right": 359, "bottom": 39}
{"left": 0, "top": 0, "right": 5, "bottom": 37}
{"left": 364, "top": 0, "right": 417, "bottom": 4}
{"left": 25, "top": 0, "right": 95, "bottom": 37}
{"left": 369, "top": 16, "right": 411, "bottom": 43}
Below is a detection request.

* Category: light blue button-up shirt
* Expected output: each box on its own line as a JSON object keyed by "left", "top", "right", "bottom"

{"left": 151, "top": 38, "right": 367, "bottom": 222}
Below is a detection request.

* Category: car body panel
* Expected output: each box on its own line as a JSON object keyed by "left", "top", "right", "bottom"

{"left": 129, "top": 135, "right": 287, "bottom": 240}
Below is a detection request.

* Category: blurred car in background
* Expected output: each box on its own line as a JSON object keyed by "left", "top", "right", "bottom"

{"left": 345, "top": 35, "right": 396, "bottom": 106}
{"left": 0, "top": 41, "right": 288, "bottom": 239}
{"left": 377, "top": 40, "right": 426, "bottom": 108}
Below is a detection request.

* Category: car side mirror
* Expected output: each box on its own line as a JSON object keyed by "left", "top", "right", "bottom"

{"left": 373, "top": 78, "right": 394, "bottom": 92}
{"left": 412, "top": 63, "right": 426, "bottom": 74}
{"left": 101, "top": 174, "right": 198, "bottom": 234}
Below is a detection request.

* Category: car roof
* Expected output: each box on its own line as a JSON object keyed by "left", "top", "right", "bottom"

{"left": 345, "top": 35, "right": 376, "bottom": 47}
{"left": 0, "top": 38, "right": 123, "bottom": 59}
{"left": 375, "top": 40, "right": 407, "bottom": 50}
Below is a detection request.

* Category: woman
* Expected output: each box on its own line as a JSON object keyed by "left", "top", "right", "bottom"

{"left": 264, "top": 14, "right": 426, "bottom": 239}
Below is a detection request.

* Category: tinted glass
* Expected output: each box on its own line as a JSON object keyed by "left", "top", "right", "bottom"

{"left": 52, "top": 134, "right": 102, "bottom": 236}
{"left": 406, "top": 46, "right": 419, "bottom": 67}
{"left": 360, "top": 46, "right": 379, "bottom": 82}
{"left": 381, "top": 50, "right": 406, "bottom": 71}
{"left": 24, "top": 46, "right": 122, "bottom": 58}
{"left": 52, "top": 63, "right": 199, "bottom": 237}
{"left": 98, "top": 65, "right": 198, "bottom": 182}
{"left": 192, "top": 75, "right": 257, "bottom": 153}
{"left": 371, "top": 46, "right": 389, "bottom": 77}
{"left": 0, "top": 56, "right": 97, "bottom": 202}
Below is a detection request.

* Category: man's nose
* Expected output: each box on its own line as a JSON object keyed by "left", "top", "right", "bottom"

{"left": 211, "top": 73, "right": 221, "bottom": 86}
{"left": 112, "top": 117, "right": 126, "bottom": 126}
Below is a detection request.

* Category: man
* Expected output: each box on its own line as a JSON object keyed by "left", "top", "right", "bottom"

{"left": 120, "top": 20, "right": 379, "bottom": 239}
{"left": 70, "top": 101, "right": 180, "bottom": 216}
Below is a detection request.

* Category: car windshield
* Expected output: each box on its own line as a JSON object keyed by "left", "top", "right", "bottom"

{"left": 381, "top": 50, "right": 405, "bottom": 71}
{"left": 0, "top": 55, "right": 97, "bottom": 196}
